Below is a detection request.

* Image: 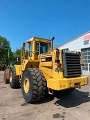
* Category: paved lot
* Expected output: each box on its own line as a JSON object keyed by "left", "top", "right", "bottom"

{"left": 0, "top": 71, "right": 90, "bottom": 120}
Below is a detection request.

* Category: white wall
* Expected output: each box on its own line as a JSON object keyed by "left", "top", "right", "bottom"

{"left": 60, "top": 32, "right": 90, "bottom": 51}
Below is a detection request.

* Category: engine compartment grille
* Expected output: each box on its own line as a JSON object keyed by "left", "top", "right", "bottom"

{"left": 62, "top": 52, "right": 81, "bottom": 77}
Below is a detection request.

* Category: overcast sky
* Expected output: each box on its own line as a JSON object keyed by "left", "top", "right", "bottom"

{"left": 0, "top": 0, "right": 90, "bottom": 50}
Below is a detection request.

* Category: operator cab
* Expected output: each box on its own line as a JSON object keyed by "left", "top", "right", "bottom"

{"left": 21, "top": 37, "right": 52, "bottom": 60}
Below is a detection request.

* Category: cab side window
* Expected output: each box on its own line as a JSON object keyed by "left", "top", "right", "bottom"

{"left": 36, "top": 43, "right": 39, "bottom": 55}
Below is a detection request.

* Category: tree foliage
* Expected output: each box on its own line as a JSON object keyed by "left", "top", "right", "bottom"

{"left": 0, "top": 36, "right": 12, "bottom": 65}
{"left": 0, "top": 36, "right": 21, "bottom": 66}
{"left": 13, "top": 49, "right": 21, "bottom": 59}
{"left": 12, "top": 49, "right": 21, "bottom": 65}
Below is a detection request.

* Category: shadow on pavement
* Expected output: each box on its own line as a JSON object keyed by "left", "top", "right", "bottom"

{"left": 35, "top": 94, "right": 54, "bottom": 104}
{"left": 54, "top": 89, "right": 90, "bottom": 108}
{"left": 21, "top": 89, "right": 90, "bottom": 106}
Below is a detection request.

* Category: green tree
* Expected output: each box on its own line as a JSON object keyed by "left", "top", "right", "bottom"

{"left": 12, "top": 49, "right": 21, "bottom": 65}
{"left": 0, "top": 36, "right": 12, "bottom": 65}
{"left": 14, "top": 49, "right": 21, "bottom": 59}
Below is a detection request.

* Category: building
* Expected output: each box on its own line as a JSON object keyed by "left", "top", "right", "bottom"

{"left": 60, "top": 31, "right": 90, "bottom": 75}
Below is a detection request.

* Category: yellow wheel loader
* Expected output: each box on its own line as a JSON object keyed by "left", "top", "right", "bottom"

{"left": 4, "top": 37, "right": 88, "bottom": 103}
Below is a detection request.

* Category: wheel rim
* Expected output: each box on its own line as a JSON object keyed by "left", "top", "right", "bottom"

{"left": 10, "top": 73, "right": 12, "bottom": 83}
{"left": 24, "top": 78, "right": 30, "bottom": 93}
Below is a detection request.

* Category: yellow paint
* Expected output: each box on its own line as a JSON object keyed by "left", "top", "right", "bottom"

{"left": 40, "top": 61, "right": 52, "bottom": 67}
{"left": 47, "top": 76, "right": 88, "bottom": 90}
{"left": 14, "top": 65, "right": 22, "bottom": 75}
{"left": 24, "top": 77, "right": 30, "bottom": 93}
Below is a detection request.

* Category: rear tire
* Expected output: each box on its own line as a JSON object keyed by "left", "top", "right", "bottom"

{"left": 21, "top": 68, "right": 47, "bottom": 103}
{"left": 9, "top": 67, "right": 20, "bottom": 88}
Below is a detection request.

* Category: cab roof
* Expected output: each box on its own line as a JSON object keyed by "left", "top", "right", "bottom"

{"left": 26, "top": 37, "right": 51, "bottom": 43}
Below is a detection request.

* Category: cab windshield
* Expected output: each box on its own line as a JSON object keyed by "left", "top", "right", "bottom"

{"left": 36, "top": 42, "right": 48, "bottom": 55}
{"left": 40, "top": 42, "right": 47, "bottom": 54}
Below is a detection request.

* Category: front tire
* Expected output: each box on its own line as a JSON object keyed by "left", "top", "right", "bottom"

{"left": 21, "top": 68, "right": 47, "bottom": 103}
